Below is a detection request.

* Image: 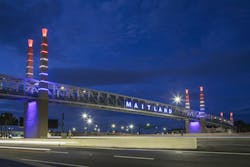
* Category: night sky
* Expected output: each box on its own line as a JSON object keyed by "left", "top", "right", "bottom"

{"left": 0, "top": 0, "right": 250, "bottom": 131}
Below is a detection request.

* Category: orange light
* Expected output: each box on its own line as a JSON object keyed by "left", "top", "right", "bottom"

{"left": 28, "top": 39, "right": 33, "bottom": 47}
{"left": 185, "top": 89, "right": 189, "bottom": 94}
{"left": 42, "top": 28, "right": 48, "bottom": 37}
{"left": 200, "top": 86, "right": 203, "bottom": 91}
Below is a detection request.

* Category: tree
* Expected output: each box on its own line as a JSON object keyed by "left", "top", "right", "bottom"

{"left": 0, "top": 112, "right": 18, "bottom": 137}
{"left": 0, "top": 112, "right": 18, "bottom": 126}
{"left": 234, "top": 120, "right": 250, "bottom": 132}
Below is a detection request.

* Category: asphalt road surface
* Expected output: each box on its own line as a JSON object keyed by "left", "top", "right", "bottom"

{"left": 0, "top": 137, "right": 249, "bottom": 167}
{"left": 198, "top": 137, "right": 250, "bottom": 152}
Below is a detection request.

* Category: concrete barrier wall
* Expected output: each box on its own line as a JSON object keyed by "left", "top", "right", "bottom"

{"left": 66, "top": 137, "right": 197, "bottom": 149}
{"left": 0, "top": 137, "right": 197, "bottom": 149}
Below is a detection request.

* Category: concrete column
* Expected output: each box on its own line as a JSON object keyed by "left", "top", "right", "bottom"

{"left": 189, "top": 121, "right": 201, "bottom": 133}
{"left": 200, "top": 118, "right": 207, "bottom": 133}
{"left": 185, "top": 119, "right": 190, "bottom": 133}
{"left": 24, "top": 99, "right": 48, "bottom": 138}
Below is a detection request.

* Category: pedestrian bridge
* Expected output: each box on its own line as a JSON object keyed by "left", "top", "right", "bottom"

{"left": 0, "top": 74, "right": 232, "bottom": 127}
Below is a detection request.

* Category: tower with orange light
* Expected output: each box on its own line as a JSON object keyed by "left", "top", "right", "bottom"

{"left": 24, "top": 28, "right": 49, "bottom": 138}
{"left": 39, "top": 28, "right": 49, "bottom": 95}
{"left": 230, "top": 112, "right": 233, "bottom": 123}
{"left": 26, "top": 39, "right": 34, "bottom": 78}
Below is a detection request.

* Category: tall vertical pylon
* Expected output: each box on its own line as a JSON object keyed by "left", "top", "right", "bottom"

{"left": 199, "top": 86, "right": 205, "bottom": 117}
{"left": 26, "top": 39, "right": 34, "bottom": 78}
{"left": 230, "top": 112, "right": 234, "bottom": 123}
{"left": 184, "top": 89, "right": 191, "bottom": 133}
{"left": 24, "top": 28, "right": 49, "bottom": 138}
{"left": 185, "top": 89, "right": 190, "bottom": 111}
{"left": 39, "top": 28, "right": 49, "bottom": 94}
{"left": 37, "top": 28, "right": 49, "bottom": 138}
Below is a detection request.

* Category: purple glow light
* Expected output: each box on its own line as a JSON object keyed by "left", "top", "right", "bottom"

{"left": 189, "top": 121, "right": 201, "bottom": 133}
{"left": 24, "top": 101, "right": 38, "bottom": 138}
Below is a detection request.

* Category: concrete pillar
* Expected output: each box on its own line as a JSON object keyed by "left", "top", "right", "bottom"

{"left": 189, "top": 121, "right": 201, "bottom": 133}
{"left": 185, "top": 119, "right": 207, "bottom": 133}
{"left": 185, "top": 119, "right": 190, "bottom": 133}
{"left": 200, "top": 118, "right": 207, "bottom": 133}
{"left": 24, "top": 99, "right": 48, "bottom": 138}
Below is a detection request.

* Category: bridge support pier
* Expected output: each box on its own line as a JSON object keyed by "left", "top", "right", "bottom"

{"left": 200, "top": 118, "right": 207, "bottom": 133}
{"left": 186, "top": 119, "right": 207, "bottom": 133}
{"left": 24, "top": 99, "right": 48, "bottom": 138}
{"left": 185, "top": 119, "right": 190, "bottom": 133}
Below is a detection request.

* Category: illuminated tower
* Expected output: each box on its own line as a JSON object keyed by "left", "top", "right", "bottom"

{"left": 199, "top": 86, "right": 205, "bottom": 117}
{"left": 220, "top": 112, "right": 224, "bottom": 117}
{"left": 185, "top": 89, "right": 190, "bottom": 111}
{"left": 26, "top": 39, "right": 34, "bottom": 78}
{"left": 220, "top": 112, "right": 224, "bottom": 120}
{"left": 39, "top": 28, "right": 49, "bottom": 94}
{"left": 25, "top": 28, "right": 49, "bottom": 138}
{"left": 230, "top": 112, "right": 233, "bottom": 123}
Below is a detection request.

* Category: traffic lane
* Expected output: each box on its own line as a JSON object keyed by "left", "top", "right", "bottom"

{"left": 198, "top": 138, "right": 250, "bottom": 152}
{"left": 0, "top": 146, "right": 250, "bottom": 167}
{"left": 1, "top": 137, "right": 250, "bottom": 152}
{"left": 0, "top": 158, "right": 35, "bottom": 167}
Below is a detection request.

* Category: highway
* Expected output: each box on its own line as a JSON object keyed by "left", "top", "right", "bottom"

{"left": 0, "top": 137, "right": 250, "bottom": 167}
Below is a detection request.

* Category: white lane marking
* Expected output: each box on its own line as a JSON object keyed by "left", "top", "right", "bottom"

{"left": 79, "top": 146, "right": 250, "bottom": 156}
{"left": 0, "top": 146, "right": 51, "bottom": 151}
{"left": 49, "top": 151, "right": 69, "bottom": 154}
{"left": 20, "top": 159, "right": 88, "bottom": 167}
{"left": 77, "top": 146, "right": 170, "bottom": 152}
{"left": 114, "top": 155, "right": 155, "bottom": 160}
{"left": 77, "top": 146, "right": 180, "bottom": 152}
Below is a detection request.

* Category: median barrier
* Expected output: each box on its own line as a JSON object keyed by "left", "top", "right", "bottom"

{"left": 66, "top": 136, "right": 197, "bottom": 149}
{"left": 0, "top": 136, "right": 197, "bottom": 149}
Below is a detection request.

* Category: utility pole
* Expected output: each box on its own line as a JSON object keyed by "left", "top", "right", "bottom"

{"left": 62, "top": 112, "right": 64, "bottom": 133}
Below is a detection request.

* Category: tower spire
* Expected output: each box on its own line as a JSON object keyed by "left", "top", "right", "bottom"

{"left": 26, "top": 39, "right": 34, "bottom": 78}
{"left": 39, "top": 28, "right": 49, "bottom": 94}
{"left": 185, "top": 89, "right": 190, "bottom": 111}
{"left": 230, "top": 112, "right": 234, "bottom": 123}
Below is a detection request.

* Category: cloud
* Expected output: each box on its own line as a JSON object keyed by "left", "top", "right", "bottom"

{"left": 0, "top": 0, "right": 62, "bottom": 48}
{"left": 181, "top": 50, "right": 250, "bottom": 78}
{"left": 49, "top": 48, "right": 250, "bottom": 88}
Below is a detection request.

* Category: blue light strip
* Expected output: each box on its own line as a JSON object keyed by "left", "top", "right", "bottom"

{"left": 39, "top": 73, "right": 48, "bottom": 76}
{"left": 38, "top": 88, "right": 48, "bottom": 91}
{"left": 40, "top": 80, "right": 49, "bottom": 83}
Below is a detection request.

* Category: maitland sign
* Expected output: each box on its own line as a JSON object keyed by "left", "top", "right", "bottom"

{"left": 124, "top": 100, "right": 173, "bottom": 114}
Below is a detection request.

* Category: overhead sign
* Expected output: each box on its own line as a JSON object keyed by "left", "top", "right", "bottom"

{"left": 124, "top": 100, "right": 173, "bottom": 114}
